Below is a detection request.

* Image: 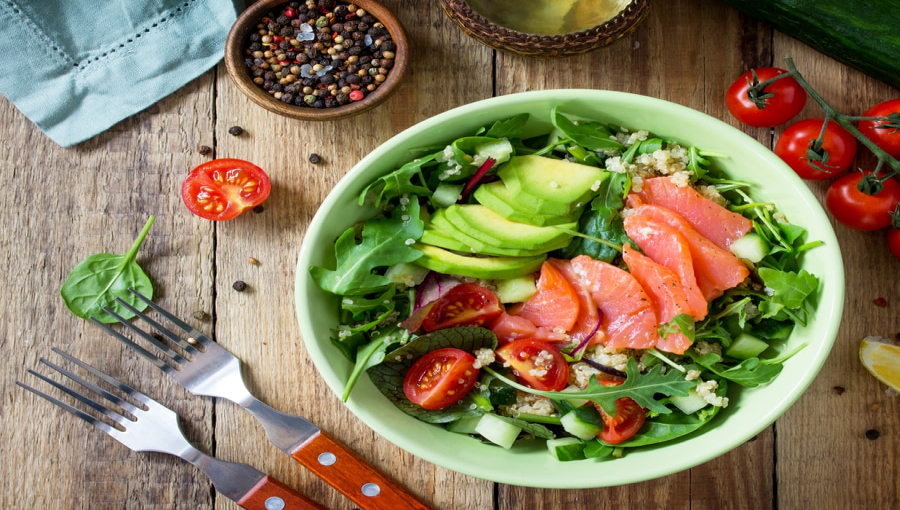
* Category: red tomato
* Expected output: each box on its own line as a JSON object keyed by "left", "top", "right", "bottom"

{"left": 725, "top": 67, "right": 807, "bottom": 127}
{"left": 182, "top": 158, "right": 272, "bottom": 221}
{"left": 403, "top": 348, "right": 480, "bottom": 410}
{"left": 775, "top": 119, "right": 858, "bottom": 180}
{"left": 887, "top": 228, "right": 900, "bottom": 260}
{"left": 420, "top": 283, "right": 503, "bottom": 332}
{"left": 858, "top": 99, "right": 900, "bottom": 159}
{"left": 593, "top": 380, "right": 647, "bottom": 444}
{"left": 825, "top": 172, "right": 900, "bottom": 231}
{"left": 495, "top": 338, "right": 569, "bottom": 391}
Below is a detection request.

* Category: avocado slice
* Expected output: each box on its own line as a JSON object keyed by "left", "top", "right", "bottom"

{"left": 426, "top": 212, "right": 568, "bottom": 257}
{"left": 412, "top": 243, "right": 546, "bottom": 280}
{"left": 499, "top": 155, "right": 607, "bottom": 210}
{"left": 473, "top": 181, "right": 578, "bottom": 227}
{"left": 444, "top": 204, "right": 575, "bottom": 250}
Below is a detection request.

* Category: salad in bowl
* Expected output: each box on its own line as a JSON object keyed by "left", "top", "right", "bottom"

{"left": 295, "top": 90, "right": 843, "bottom": 487}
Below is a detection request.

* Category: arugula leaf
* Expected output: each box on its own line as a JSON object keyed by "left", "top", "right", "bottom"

{"left": 490, "top": 413, "right": 555, "bottom": 440}
{"left": 551, "top": 106, "right": 624, "bottom": 152}
{"left": 359, "top": 154, "right": 437, "bottom": 209}
{"left": 366, "top": 327, "right": 498, "bottom": 423}
{"left": 310, "top": 199, "right": 424, "bottom": 295}
{"left": 60, "top": 216, "right": 155, "bottom": 323}
{"left": 486, "top": 358, "right": 696, "bottom": 416}
{"left": 483, "top": 113, "right": 529, "bottom": 139}
{"left": 758, "top": 267, "right": 819, "bottom": 312}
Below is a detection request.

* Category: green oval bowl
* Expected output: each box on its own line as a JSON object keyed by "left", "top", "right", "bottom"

{"left": 295, "top": 90, "right": 844, "bottom": 488}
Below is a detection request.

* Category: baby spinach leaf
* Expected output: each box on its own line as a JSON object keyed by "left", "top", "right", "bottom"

{"left": 60, "top": 216, "right": 156, "bottom": 323}
{"left": 483, "top": 113, "right": 529, "bottom": 139}
{"left": 359, "top": 154, "right": 437, "bottom": 209}
{"left": 310, "top": 199, "right": 424, "bottom": 295}
{"left": 366, "top": 327, "right": 498, "bottom": 423}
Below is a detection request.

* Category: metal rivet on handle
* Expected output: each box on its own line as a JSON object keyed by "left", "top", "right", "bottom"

{"left": 265, "top": 496, "right": 286, "bottom": 510}
{"left": 317, "top": 451, "right": 337, "bottom": 466}
{"left": 361, "top": 483, "right": 381, "bottom": 497}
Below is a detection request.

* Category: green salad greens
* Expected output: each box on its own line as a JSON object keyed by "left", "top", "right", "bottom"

{"left": 310, "top": 107, "right": 821, "bottom": 460}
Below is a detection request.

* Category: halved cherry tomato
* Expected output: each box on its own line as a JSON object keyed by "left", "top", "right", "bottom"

{"left": 182, "top": 158, "right": 272, "bottom": 221}
{"left": 774, "top": 119, "right": 858, "bottom": 180}
{"left": 495, "top": 338, "right": 568, "bottom": 391}
{"left": 420, "top": 283, "right": 503, "bottom": 332}
{"left": 593, "top": 380, "right": 647, "bottom": 444}
{"left": 403, "top": 348, "right": 480, "bottom": 410}
{"left": 858, "top": 99, "right": 900, "bottom": 159}
{"left": 825, "top": 172, "right": 900, "bottom": 231}
{"left": 725, "top": 67, "right": 807, "bottom": 127}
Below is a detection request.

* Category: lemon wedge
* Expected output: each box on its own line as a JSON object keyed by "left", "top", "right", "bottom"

{"left": 859, "top": 336, "right": 900, "bottom": 392}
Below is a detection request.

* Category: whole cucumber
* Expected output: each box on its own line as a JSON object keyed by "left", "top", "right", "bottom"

{"left": 721, "top": 0, "right": 900, "bottom": 90}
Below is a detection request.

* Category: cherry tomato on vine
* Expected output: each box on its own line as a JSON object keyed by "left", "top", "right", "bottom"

{"left": 593, "top": 380, "right": 647, "bottom": 444}
{"left": 495, "top": 338, "right": 568, "bottom": 391}
{"left": 419, "top": 283, "right": 503, "bottom": 333}
{"left": 774, "top": 119, "right": 858, "bottom": 180}
{"left": 403, "top": 348, "right": 480, "bottom": 410}
{"left": 725, "top": 67, "right": 807, "bottom": 127}
{"left": 825, "top": 172, "right": 900, "bottom": 231}
{"left": 887, "top": 228, "right": 900, "bottom": 260}
{"left": 858, "top": 99, "right": 900, "bottom": 159}
{"left": 182, "top": 158, "right": 271, "bottom": 221}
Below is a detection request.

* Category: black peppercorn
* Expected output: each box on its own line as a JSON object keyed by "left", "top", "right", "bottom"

{"left": 232, "top": 280, "right": 248, "bottom": 292}
{"left": 228, "top": 126, "right": 243, "bottom": 136}
{"left": 309, "top": 153, "right": 322, "bottom": 164}
{"left": 197, "top": 145, "right": 212, "bottom": 155}
{"left": 253, "top": 205, "right": 265, "bottom": 214}
{"left": 865, "top": 429, "right": 880, "bottom": 440}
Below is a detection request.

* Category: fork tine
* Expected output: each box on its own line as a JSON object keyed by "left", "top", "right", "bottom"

{"left": 92, "top": 308, "right": 187, "bottom": 373}
{"left": 127, "top": 288, "right": 212, "bottom": 345}
{"left": 116, "top": 294, "right": 208, "bottom": 351}
{"left": 50, "top": 348, "right": 150, "bottom": 409}
{"left": 16, "top": 379, "right": 116, "bottom": 434}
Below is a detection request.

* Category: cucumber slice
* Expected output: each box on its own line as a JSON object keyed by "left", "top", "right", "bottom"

{"left": 560, "top": 405, "right": 603, "bottom": 440}
{"left": 670, "top": 389, "right": 709, "bottom": 415}
{"left": 431, "top": 182, "right": 463, "bottom": 208}
{"left": 494, "top": 275, "right": 537, "bottom": 303}
{"left": 446, "top": 415, "right": 483, "bottom": 435}
{"left": 547, "top": 437, "right": 586, "bottom": 461}
{"left": 730, "top": 233, "right": 769, "bottom": 263}
{"left": 385, "top": 262, "right": 430, "bottom": 287}
{"left": 725, "top": 333, "right": 770, "bottom": 360}
{"left": 475, "top": 413, "right": 522, "bottom": 449}
{"left": 476, "top": 139, "right": 514, "bottom": 164}
{"left": 559, "top": 385, "right": 590, "bottom": 408}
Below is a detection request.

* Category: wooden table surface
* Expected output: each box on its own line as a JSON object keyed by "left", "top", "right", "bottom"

{"left": 2, "top": 1, "right": 898, "bottom": 508}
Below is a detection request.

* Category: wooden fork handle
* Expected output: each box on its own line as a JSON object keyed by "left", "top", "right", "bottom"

{"left": 290, "top": 430, "right": 432, "bottom": 510}
{"left": 237, "top": 475, "right": 327, "bottom": 510}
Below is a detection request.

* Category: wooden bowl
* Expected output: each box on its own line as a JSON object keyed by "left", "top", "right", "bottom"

{"left": 438, "top": 0, "right": 650, "bottom": 58}
{"left": 225, "top": 0, "right": 409, "bottom": 121}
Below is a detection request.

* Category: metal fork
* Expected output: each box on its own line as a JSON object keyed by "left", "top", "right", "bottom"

{"left": 91, "top": 289, "right": 430, "bottom": 510}
{"left": 17, "top": 348, "right": 325, "bottom": 510}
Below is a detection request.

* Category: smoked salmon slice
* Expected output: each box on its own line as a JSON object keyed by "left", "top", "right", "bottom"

{"left": 623, "top": 214, "right": 708, "bottom": 320}
{"left": 509, "top": 260, "right": 580, "bottom": 332}
{"left": 548, "top": 258, "right": 602, "bottom": 343}
{"left": 635, "top": 177, "right": 753, "bottom": 250}
{"left": 627, "top": 199, "right": 750, "bottom": 300}
{"left": 567, "top": 255, "right": 659, "bottom": 350}
{"left": 622, "top": 245, "right": 694, "bottom": 355}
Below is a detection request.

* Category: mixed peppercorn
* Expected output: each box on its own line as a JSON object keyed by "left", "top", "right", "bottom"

{"left": 242, "top": 0, "right": 398, "bottom": 109}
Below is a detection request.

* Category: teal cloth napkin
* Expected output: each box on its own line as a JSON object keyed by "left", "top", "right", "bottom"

{"left": 0, "top": 0, "right": 240, "bottom": 147}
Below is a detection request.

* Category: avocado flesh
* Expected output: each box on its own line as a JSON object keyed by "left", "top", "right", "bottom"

{"left": 445, "top": 204, "right": 575, "bottom": 250}
{"left": 412, "top": 243, "right": 546, "bottom": 280}
{"left": 426, "top": 212, "right": 568, "bottom": 257}
{"left": 498, "top": 155, "right": 607, "bottom": 214}
{"left": 473, "top": 181, "right": 577, "bottom": 226}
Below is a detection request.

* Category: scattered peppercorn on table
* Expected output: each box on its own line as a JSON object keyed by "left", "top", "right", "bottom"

{"left": 1, "top": 1, "right": 897, "bottom": 509}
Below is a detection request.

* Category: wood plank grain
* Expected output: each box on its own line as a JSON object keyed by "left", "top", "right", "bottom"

{"left": 209, "top": 1, "right": 495, "bottom": 509}
{"left": 0, "top": 75, "right": 217, "bottom": 509}
{"left": 772, "top": 32, "right": 900, "bottom": 510}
